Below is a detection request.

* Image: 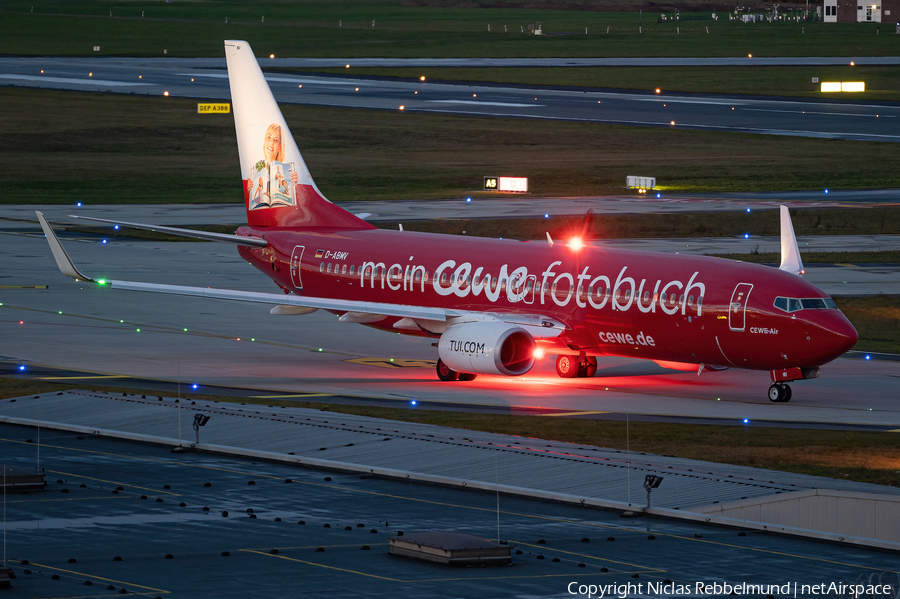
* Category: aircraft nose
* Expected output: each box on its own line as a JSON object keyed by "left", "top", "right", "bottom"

{"left": 820, "top": 311, "right": 858, "bottom": 361}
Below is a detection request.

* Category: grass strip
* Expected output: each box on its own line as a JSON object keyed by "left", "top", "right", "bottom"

{"left": 0, "top": 2, "right": 893, "bottom": 58}
{"left": 2, "top": 377, "right": 898, "bottom": 487}
{"left": 5, "top": 87, "right": 900, "bottom": 205}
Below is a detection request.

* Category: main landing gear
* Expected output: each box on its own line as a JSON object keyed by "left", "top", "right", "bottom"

{"left": 768, "top": 383, "right": 792, "bottom": 403}
{"left": 556, "top": 354, "right": 598, "bottom": 378}
{"left": 436, "top": 359, "right": 477, "bottom": 382}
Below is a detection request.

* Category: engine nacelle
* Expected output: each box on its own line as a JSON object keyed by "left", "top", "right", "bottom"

{"left": 438, "top": 323, "right": 535, "bottom": 376}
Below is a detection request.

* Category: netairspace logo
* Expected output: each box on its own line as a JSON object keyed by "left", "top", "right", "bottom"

{"left": 565, "top": 581, "right": 898, "bottom": 599}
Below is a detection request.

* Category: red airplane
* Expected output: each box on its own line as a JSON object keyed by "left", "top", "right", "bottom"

{"left": 37, "top": 40, "right": 857, "bottom": 403}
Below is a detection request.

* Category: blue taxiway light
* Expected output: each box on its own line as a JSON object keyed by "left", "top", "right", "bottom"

{"left": 76, "top": 202, "right": 82, "bottom": 207}
{"left": 192, "top": 384, "right": 199, "bottom": 390}
{"left": 410, "top": 400, "right": 417, "bottom": 406}
{"left": 743, "top": 418, "right": 749, "bottom": 424}
{"left": 114, "top": 225, "right": 120, "bottom": 230}
{"left": 102, "top": 239, "right": 107, "bottom": 244}
{"left": 465, "top": 197, "right": 472, "bottom": 203}
{"left": 18, "top": 365, "right": 25, "bottom": 371}
{"left": 824, "top": 189, "right": 829, "bottom": 194}
{"left": 544, "top": 213, "right": 549, "bottom": 219}
{"left": 865, "top": 355, "right": 871, "bottom": 360}
{"left": 744, "top": 233, "right": 750, "bottom": 239}
{"left": 656, "top": 193, "right": 661, "bottom": 198}
{"left": 746, "top": 207, "right": 751, "bottom": 213}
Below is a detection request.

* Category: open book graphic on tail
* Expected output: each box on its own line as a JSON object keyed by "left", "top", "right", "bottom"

{"left": 249, "top": 158, "right": 296, "bottom": 210}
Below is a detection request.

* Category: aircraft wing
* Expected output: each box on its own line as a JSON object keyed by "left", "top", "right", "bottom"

{"left": 37, "top": 211, "right": 567, "bottom": 333}
{"left": 105, "top": 279, "right": 455, "bottom": 321}
{"left": 68, "top": 214, "right": 267, "bottom": 248}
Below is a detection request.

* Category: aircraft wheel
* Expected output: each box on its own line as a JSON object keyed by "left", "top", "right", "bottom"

{"left": 458, "top": 373, "right": 478, "bottom": 382}
{"left": 579, "top": 356, "right": 598, "bottom": 378}
{"left": 768, "top": 383, "right": 789, "bottom": 402}
{"left": 556, "top": 355, "right": 580, "bottom": 378}
{"left": 436, "top": 359, "right": 459, "bottom": 382}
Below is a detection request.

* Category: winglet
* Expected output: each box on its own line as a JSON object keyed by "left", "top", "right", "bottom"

{"left": 778, "top": 205, "right": 805, "bottom": 276}
{"left": 36, "top": 211, "right": 96, "bottom": 283}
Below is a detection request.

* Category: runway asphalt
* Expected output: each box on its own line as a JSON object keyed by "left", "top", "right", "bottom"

{"left": 3, "top": 230, "right": 900, "bottom": 428}
{"left": 2, "top": 56, "right": 898, "bottom": 141}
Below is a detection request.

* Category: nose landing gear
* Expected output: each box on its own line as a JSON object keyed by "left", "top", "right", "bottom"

{"left": 768, "top": 383, "right": 792, "bottom": 402}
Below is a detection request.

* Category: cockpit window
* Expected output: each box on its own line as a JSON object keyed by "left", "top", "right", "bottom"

{"left": 774, "top": 296, "right": 837, "bottom": 313}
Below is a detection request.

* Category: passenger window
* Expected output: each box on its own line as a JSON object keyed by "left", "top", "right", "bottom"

{"left": 319, "top": 263, "right": 324, "bottom": 273}
{"left": 625, "top": 290, "right": 631, "bottom": 300}
{"left": 473, "top": 274, "right": 480, "bottom": 286}
{"left": 643, "top": 291, "right": 650, "bottom": 303}
{"left": 440, "top": 273, "right": 447, "bottom": 285}
{"left": 552, "top": 283, "right": 558, "bottom": 295}
{"left": 660, "top": 292, "right": 667, "bottom": 303}
{"left": 349, "top": 265, "right": 355, "bottom": 275}
{"left": 697, "top": 295, "right": 703, "bottom": 307}
{"left": 688, "top": 295, "right": 694, "bottom": 306}
{"left": 341, "top": 265, "right": 347, "bottom": 275}
{"left": 327, "top": 264, "right": 332, "bottom": 273}
{"left": 414, "top": 271, "right": 421, "bottom": 282}
{"left": 679, "top": 294, "right": 685, "bottom": 304}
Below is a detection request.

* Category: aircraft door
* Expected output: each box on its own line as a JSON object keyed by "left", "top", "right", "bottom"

{"left": 290, "top": 245, "right": 305, "bottom": 289}
{"left": 728, "top": 283, "right": 753, "bottom": 331}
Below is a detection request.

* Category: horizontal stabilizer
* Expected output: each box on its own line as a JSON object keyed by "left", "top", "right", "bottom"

{"left": 69, "top": 215, "right": 267, "bottom": 247}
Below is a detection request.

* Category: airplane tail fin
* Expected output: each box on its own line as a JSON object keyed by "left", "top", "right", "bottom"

{"left": 778, "top": 205, "right": 805, "bottom": 276}
{"left": 224, "top": 40, "right": 374, "bottom": 231}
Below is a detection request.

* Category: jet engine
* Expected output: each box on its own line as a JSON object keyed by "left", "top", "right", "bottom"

{"left": 438, "top": 323, "right": 536, "bottom": 376}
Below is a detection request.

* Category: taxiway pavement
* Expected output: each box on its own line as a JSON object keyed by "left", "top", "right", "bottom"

{"left": 2, "top": 231, "right": 899, "bottom": 428}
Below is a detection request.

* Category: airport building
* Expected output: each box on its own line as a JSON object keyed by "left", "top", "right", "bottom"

{"left": 823, "top": 0, "right": 897, "bottom": 22}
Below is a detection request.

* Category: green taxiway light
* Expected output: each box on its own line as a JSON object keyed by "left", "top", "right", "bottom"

{"left": 318, "top": 348, "right": 323, "bottom": 352}
{"left": 119, "top": 319, "right": 124, "bottom": 323}
{"left": 183, "top": 328, "right": 188, "bottom": 332}
{"left": 98, "top": 279, "right": 107, "bottom": 285}
{"left": 136, "top": 328, "right": 141, "bottom": 332}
